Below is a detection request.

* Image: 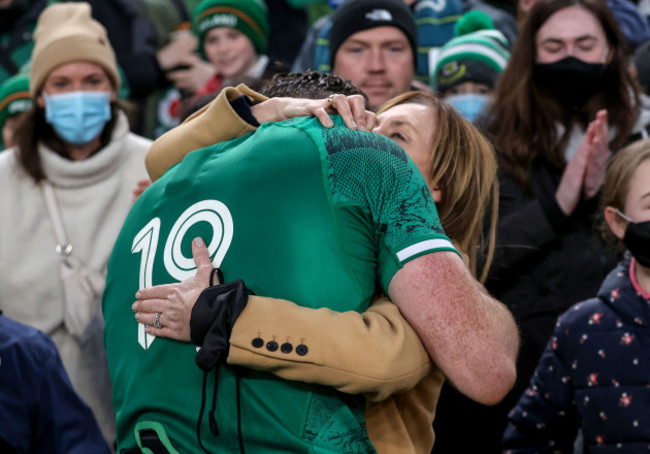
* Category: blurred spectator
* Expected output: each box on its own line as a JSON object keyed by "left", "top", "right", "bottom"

{"left": 191, "top": 0, "right": 272, "bottom": 98}
{"left": 633, "top": 37, "right": 650, "bottom": 93}
{"left": 65, "top": 0, "right": 160, "bottom": 101}
{"left": 504, "top": 139, "right": 650, "bottom": 454}
{"left": 0, "top": 73, "right": 31, "bottom": 149}
{"left": 435, "top": 0, "right": 650, "bottom": 451}
{"left": 0, "top": 0, "right": 48, "bottom": 85}
{"left": 136, "top": 0, "right": 212, "bottom": 138}
{"left": 518, "top": 0, "right": 650, "bottom": 52}
{"left": 266, "top": 0, "right": 310, "bottom": 68}
{"left": 466, "top": 0, "right": 519, "bottom": 44}
{"left": 0, "top": 3, "right": 152, "bottom": 446}
{"left": 292, "top": 0, "right": 463, "bottom": 86}
{"left": 0, "top": 312, "right": 111, "bottom": 454}
{"left": 605, "top": 0, "right": 650, "bottom": 51}
{"left": 325, "top": 0, "right": 420, "bottom": 109}
{"left": 430, "top": 10, "right": 510, "bottom": 122}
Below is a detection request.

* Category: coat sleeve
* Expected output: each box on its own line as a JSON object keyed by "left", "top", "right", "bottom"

{"left": 227, "top": 295, "right": 433, "bottom": 402}
{"left": 14, "top": 330, "right": 111, "bottom": 454}
{"left": 502, "top": 314, "right": 579, "bottom": 453}
{"left": 485, "top": 170, "right": 566, "bottom": 290}
{"left": 145, "top": 84, "right": 267, "bottom": 181}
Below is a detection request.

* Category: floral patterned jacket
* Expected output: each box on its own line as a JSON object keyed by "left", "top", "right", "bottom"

{"left": 503, "top": 253, "right": 650, "bottom": 454}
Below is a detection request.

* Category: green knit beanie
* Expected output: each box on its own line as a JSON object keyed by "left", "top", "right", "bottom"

{"left": 0, "top": 74, "right": 32, "bottom": 148}
{"left": 193, "top": 0, "right": 269, "bottom": 55}
{"left": 431, "top": 10, "right": 510, "bottom": 94}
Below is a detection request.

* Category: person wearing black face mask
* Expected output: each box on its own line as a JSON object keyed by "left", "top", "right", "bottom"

{"left": 615, "top": 209, "right": 650, "bottom": 268}
{"left": 504, "top": 138, "right": 650, "bottom": 453}
{"left": 534, "top": 55, "right": 609, "bottom": 108}
{"left": 432, "top": 0, "right": 650, "bottom": 452}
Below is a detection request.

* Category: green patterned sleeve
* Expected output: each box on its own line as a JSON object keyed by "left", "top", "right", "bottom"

{"left": 319, "top": 118, "right": 458, "bottom": 292}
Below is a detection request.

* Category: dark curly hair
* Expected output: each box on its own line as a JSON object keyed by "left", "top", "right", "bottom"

{"left": 259, "top": 70, "right": 369, "bottom": 107}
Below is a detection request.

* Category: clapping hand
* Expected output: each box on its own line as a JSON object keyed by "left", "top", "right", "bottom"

{"left": 556, "top": 109, "right": 610, "bottom": 215}
{"left": 582, "top": 110, "right": 610, "bottom": 198}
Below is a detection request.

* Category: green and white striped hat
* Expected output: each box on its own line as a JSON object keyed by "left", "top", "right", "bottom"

{"left": 0, "top": 73, "right": 31, "bottom": 149}
{"left": 430, "top": 11, "right": 510, "bottom": 94}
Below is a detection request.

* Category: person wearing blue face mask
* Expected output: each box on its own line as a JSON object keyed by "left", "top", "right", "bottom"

{"left": 430, "top": 10, "right": 510, "bottom": 124}
{"left": 43, "top": 90, "right": 112, "bottom": 146}
{"left": 0, "top": 3, "right": 153, "bottom": 449}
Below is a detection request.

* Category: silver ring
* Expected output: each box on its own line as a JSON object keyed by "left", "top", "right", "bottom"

{"left": 327, "top": 93, "right": 336, "bottom": 105}
{"left": 152, "top": 312, "right": 162, "bottom": 329}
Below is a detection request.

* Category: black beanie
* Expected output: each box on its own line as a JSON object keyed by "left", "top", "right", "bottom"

{"left": 329, "top": 0, "right": 417, "bottom": 69}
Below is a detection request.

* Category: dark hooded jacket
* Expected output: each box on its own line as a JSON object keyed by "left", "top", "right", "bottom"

{"left": 504, "top": 254, "right": 650, "bottom": 453}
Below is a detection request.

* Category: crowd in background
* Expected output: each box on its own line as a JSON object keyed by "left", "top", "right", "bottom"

{"left": 1, "top": 0, "right": 650, "bottom": 452}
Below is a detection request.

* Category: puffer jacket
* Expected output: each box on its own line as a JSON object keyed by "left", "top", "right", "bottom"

{"left": 504, "top": 254, "right": 650, "bottom": 453}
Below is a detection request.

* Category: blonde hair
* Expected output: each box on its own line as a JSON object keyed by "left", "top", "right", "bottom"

{"left": 600, "top": 139, "right": 650, "bottom": 251}
{"left": 379, "top": 91, "right": 499, "bottom": 282}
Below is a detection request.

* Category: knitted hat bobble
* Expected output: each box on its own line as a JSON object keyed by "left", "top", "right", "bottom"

{"left": 29, "top": 2, "right": 120, "bottom": 96}
{"left": 193, "top": 0, "right": 269, "bottom": 55}
{"left": 431, "top": 10, "right": 510, "bottom": 94}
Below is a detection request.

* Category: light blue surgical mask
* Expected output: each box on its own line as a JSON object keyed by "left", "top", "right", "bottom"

{"left": 445, "top": 93, "right": 491, "bottom": 123}
{"left": 44, "top": 91, "right": 112, "bottom": 145}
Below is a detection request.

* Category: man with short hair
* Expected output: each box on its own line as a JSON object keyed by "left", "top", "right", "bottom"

{"left": 329, "top": 0, "right": 419, "bottom": 109}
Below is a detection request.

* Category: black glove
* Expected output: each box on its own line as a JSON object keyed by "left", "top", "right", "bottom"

{"left": 190, "top": 279, "right": 250, "bottom": 372}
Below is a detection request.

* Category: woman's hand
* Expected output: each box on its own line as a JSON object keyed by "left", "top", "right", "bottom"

{"left": 132, "top": 237, "right": 214, "bottom": 342}
{"left": 557, "top": 109, "right": 610, "bottom": 215}
{"left": 556, "top": 126, "right": 591, "bottom": 216}
{"left": 582, "top": 109, "right": 610, "bottom": 198}
{"left": 251, "top": 94, "right": 376, "bottom": 131}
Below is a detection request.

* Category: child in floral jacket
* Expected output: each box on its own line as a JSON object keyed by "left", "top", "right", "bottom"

{"left": 504, "top": 139, "right": 650, "bottom": 454}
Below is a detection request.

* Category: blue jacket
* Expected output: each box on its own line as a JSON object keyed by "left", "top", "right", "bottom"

{"left": 0, "top": 314, "right": 110, "bottom": 454}
{"left": 503, "top": 254, "right": 650, "bottom": 453}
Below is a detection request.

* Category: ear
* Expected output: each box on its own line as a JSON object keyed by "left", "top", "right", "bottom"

{"left": 604, "top": 206, "right": 627, "bottom": 240}
{"left": 110, "top": 90, "right": 117, "bottom": 102}
{"left": 431, "top": 185, "right": 443, "bottom": 203}
{"left": 36, "top": 94, "right": 45, "bottom": 109}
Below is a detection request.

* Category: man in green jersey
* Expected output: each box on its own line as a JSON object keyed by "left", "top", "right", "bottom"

{"left": 104, "top": 79, "right": 517, "bottom": 453}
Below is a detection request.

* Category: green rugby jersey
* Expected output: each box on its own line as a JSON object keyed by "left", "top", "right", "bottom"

{"left": 103, "top": 116, "right": 456, "bottom": 453}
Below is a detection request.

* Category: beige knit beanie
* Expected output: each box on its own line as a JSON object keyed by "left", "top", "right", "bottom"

{"left": 29, "top": 2, "right": 120, "bottom": 96}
